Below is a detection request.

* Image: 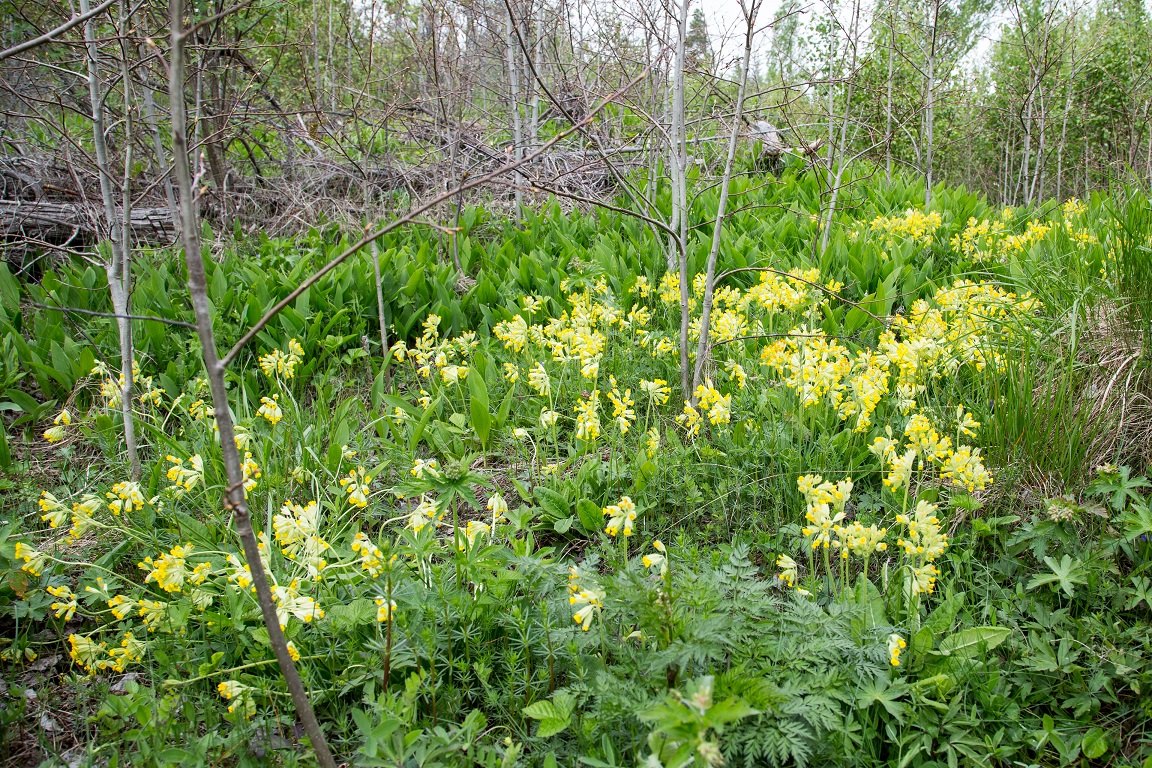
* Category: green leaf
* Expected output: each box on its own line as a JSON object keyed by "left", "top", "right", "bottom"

{"left": 1081, "top": 727, "right": 1108, "bottom": 759}
{"left": 467, "top": 367, "right": 491, "bottom": 448}
{"left": 937, "top": 627, "right": 1010, "bottom": 658}
{"left": 535, "top": 487, "right": 569, "bottom": 521}
{"left": 576, "top": 499, "right": 604, "bottom": 532}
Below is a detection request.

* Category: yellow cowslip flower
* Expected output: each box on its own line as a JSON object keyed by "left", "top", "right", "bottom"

{"left": 895, "top": 501, "right": 949, "bottom": 562}
{"left": 955, "top": 405, "right": 980, "bottom": 438}
{"left": 440, "top": 364, "right": 468, "bottom": 385}
{"left": 241, "top": 452, "right": 261, "bottom": 492}
{"left": 217, "top": 680, "right": 256, "bottom": 718}
{"left": 48, "top": 585, "right": 77, "bottom": 620}
{"left": 695, "top": 380, "right": 731, "bottom": 426}
{"left": 375, "top": 598, "right": 397, "bottom": 622}
{"left": 528, "top": 362, "right": 551, "bottom": 397}
{"left": 106, "top": 481, "right": 147, "bottom": 516}
{"left": 888, "top": 634, "right": 907, "bottom": 666}
{"left": 389, "top": 339, "right": 407, "bottom": 362}
{"left": 574, "top": 391, "right": 601, "bottom": 441}
{"left": 140, "top": 543, "right": 195, "bottom": 594}
{"left": 645, "top": 428, "right": 660, "bottom": 459}
{"left": 406, "top": 495, "right": 441, "bottom": 533}
{"left": 776, "top": 554, "right": 799, "bottom": 588}
{"left": 257, "top": 395, "right": 283, "bottom": 425}
{"left": 884, "top": 449, "right": 917, "bottom": 494}
{"left": 904, "top": 414, "right": 952, "bottom": 464}
{"left": 539, "top": 408, "right": 560, "bottom": 428}
{"left": 676, "top": 402, "right": 702, "bottom": 439}
{"left": 422, "top": 313, "right": 442, "bottom": 340}
{"left": 107, "top": 632, "right": 145, "bottom": 672}
{"left": 68, "top": 634, "right": 106, "bottom": 673}
{"left": 165, "top": 454, "right": 204, "bottom": 494}
{"left": 461, "top": 520, "right": 491, "bottom": 550}
{"left": 39, "top": 491, "right": 69, "bottom": 529}
{"left": 487, "top": 493, "right": 509, "bottom": 526}
{"left": 908, "top": 563, "right": 940, "bottom": 595}
{"left": 494, "top": 314, "right": 529, "bottom": 352}
{"left": 642, "top": 549, "right": 666, "bottom": 573}
{"left": 43, "top": 409, "right": 72, "bottom": 442}
{"left": 67, "top": 494, "right": 102, "bottom": 543}
{"left": 351, "top": 532, "right": 384, "bottom": 577}
{"left": 108, "top": 594, "right": 137, "bottom": 620}
{"left": 607, "top": 380, "right": 635, "bottom": 434}
{"left": 272, "top": 579, "right": 324, "bottom": 628}
{"left": 640, "top": 379, "right": 671, "bottom": 405}
{"left": 273, "top": 500, "right": 330, "bottom": 562}
{"left": 410, "top": 458, "right": 440, "bottom": 479}
{"left": 724, "top": 362, "right": 747, "bottom": 390}
{"left": 939, "top": 446, "right": 993, "bottom": 492}
{"left": 604, "top": 496, "right": 637, "bottom": 538}
{"left": 339, "top": 467, "right": 370, "bottom": 508}
{"left": 837, "top": 522, "right": 888, "bottom": 559}
{"left": 226, "top": 554, "right": 253, "bottom": 591}
{"left": 503, "top": 363, "right": 520, "bottom": 383}
{"left": 867, "top": 209, "right": 942, "bottom": 247}
{"left": 571, "top": 587, "right": 604, "bottom": 631}
{"left": 14, "top": 542, "right": 48, "bottom": 577}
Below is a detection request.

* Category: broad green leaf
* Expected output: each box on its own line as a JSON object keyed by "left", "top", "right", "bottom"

{"left": 576, "top": 499, "right": 604, "bottom": 532}
{"left": 937, "top": 626, "right": 1010, "bottom": 658}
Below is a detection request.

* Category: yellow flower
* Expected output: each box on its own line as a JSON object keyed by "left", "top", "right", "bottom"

{"left": 340, "top": 467, "right": 371, "bottom": 508}
{"left": 257, "top": 395, "right": 283, "bottom": 425}
{"left": 676, "top": 402, "right": 702, "bottom": 439}
{"left": 226, "top": 554, "right": 253, "bottom": 591}
{"left": 39, "top": 491, "right": 69, "bottom": 528}
{"left": 604, "top": 496, "right": 638, "bottom": 537}
{"left": 410, "top": 458, "right": 440, "bottom": 479}
{"left": 375, "top": 597, "right": 397, "bottom": 622}
{"left": 776, "top": 554, "right": 799, "bottom": 588}
{"left": 14, "top": 542, "right": 48, "bottom": 577}
{"left": 106, "top": 481, "right": 147, "bottom": 516}
{"left": 494, "top": 314, "right": 530, "bottom": 353}
{"left": 351, "top": 532, "right": 385, "bottom": 576}
{"left": 571, "top": 587, "right": 604, "bottom": 631}
{"left": 108, "top": 594, "right": 137, "bottom": 620}
{"left": 217, "top": 680, "right": 256, "bottom": 718}
{"left": 528, "top": 362, "right": 551, "bottom": 397}
{"left": 166, "top": 454, "right": 204, "bottom": 493}
{"left": 887, "top": 634, "right": 907, "bottom": 666}
{"left": 140, "top": 543, "right": 195, "bottom": 594}
{"left": 273, "top": 500, "right": 330, "bottom": 562}
{"left": 574, "top": 390, "right": 601, "bottom": 441}
{"left": 639, "top": 379, "right": 671, "bottom": 405}
{"left": 68, "top": 634, "right": 106, "bottom": 673}
{"left": 407, "top": 495, "right": 441, "bottom": 532}
{"left": 241, "top": 452, "right": 261, "bottom": 492}
{"left": 48, "top": 585, "right": 78, "bottom": 620}
{"left": 487, "top": 493, "right": 509, "bottom": 526}
{"left": 107, "top": 632, "right": 146, "bottom": 672}
{"left": 272, "top": 579, "right": 324, "bottom": 628}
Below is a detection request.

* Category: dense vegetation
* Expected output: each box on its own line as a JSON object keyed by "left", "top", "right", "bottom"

{"left": 2, "top": 167, "right": 1151, "bottom": 767}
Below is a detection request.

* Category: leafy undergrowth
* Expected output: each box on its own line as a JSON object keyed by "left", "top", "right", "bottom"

{"left": 1, "top": 175, "right": 1151, "bottom": 767}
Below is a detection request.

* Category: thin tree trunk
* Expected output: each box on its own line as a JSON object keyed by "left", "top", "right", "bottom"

{"left": 885, "top": 0, "right": 897, "bottom": 184}
{"left": 692, "top": 0, "right": 760, "bottom": 394}
{"left": 506, "top": 2, "right": 524, "bottom": 207}
{"left": 80, "top": 0, "right": 140, "bottom": 480}
{"left": 168, "top": 2, "right": 337, "bottom": 765}
{"left": 672, "top": 0, "right": 692, "bottom": 400}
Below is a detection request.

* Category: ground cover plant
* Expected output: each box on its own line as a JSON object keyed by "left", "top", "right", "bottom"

{"left": 2, "top": 171, "right": 1152, "bottom": 768}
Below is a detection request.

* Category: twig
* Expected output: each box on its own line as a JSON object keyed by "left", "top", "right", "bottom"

{"left": 31, "top": 301, "right": 197, "bottom": 330}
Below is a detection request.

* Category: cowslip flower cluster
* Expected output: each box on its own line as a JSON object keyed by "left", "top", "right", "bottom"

{"left": 106, "top": 482, "right": 147, "bottom": 516}
{"left": 257, "top": 395, "right": 283, "bottom": 425}
{"left": 340, "top": 467, "right": 371, "bottom": 508}
{"left": 568, "top": 566, "right": 604, "bottom": 631}
{"left": 798, "top": 474, "right": 852, "bottom": 549}
{"left": 604, "top": 496, "right": 637, "bottom": 537}
{"left": 258, "top": 339, "right": 304, "bottom": 379}
{"left": 888, "top": 634, "right": 907, "bottom": 666}
{"left": 866, "top": 208, "right": 942, "bottom": 247}
{"left": 693, "top": 380, "right": 731, "bottom": 426}
{"left": 574, "top": 390, "right": 601, "bottom": 441}
{"left": 166, "top": 454, "right": 204, "bottom": 493}
{"left": 870, "top": 409, "right": 993, "bottom": 495}
{"left": 895, "top": 500, "right": 948, "bottom": 596}
{"left": 43, "top": 410, "right": 72, "bottom": 443}
{"left": 273, "top": 500, "right": 330, "bottom": 566}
